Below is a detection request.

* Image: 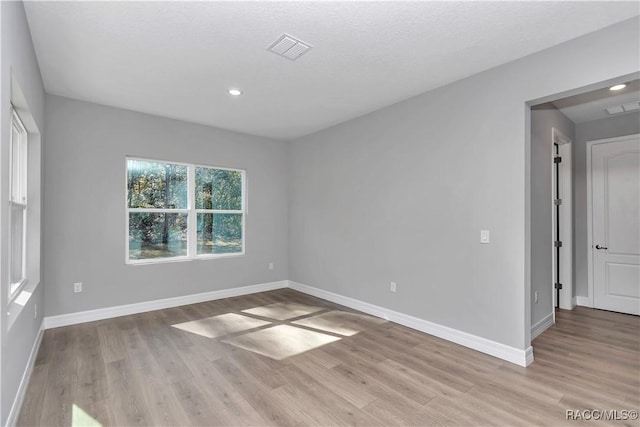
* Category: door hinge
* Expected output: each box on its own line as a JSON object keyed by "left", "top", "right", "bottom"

{"left": 555, "top": 283, "right": 563, "bottom": 290}
{"left": 554, "top": 156, "right": 562, "bottom": 163}
{"left": 554, "top": 199, "right": 562, "bottom": 205}
{"left": 554, "top": 241, "right": 563, "bottom": 247}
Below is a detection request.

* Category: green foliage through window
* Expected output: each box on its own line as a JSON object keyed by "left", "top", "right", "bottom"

{"left": 195, "top": 168, "right": 242, "bottom": 210}
{"left": 197, "top": 213, "right": 242, "bottom": 254}
{"left": 127, "top": 159, "right": 244, "bottom": 262}
{"left": 128, "top": 160, "right": 187, "bottom": 209}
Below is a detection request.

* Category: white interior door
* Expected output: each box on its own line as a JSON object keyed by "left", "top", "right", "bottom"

{"left": 591, "top": 134, "right": 640, "bottom": 315}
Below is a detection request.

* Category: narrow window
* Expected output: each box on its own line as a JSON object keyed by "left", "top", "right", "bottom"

{"left": 9, "top": 107, "right": 28, "bottom": 298}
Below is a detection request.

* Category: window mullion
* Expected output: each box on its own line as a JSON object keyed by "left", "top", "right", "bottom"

{"left": 242, "top": 170, "right": 247, "bottom": 216}
{"left": 188, "top": 164, "right": 197, "bottom": 258}
{"left": 128, "top": 208, "right": 189, "bottom": 213}
{"left": 195, "top": 209, "right": 243, "bottom": 214}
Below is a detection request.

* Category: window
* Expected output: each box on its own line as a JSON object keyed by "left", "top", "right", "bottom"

{"left": 9, "top": 107, "right": 28, "bottom": 298}
{"left": 126, "top": 158, "right": 245, "bottom": 263}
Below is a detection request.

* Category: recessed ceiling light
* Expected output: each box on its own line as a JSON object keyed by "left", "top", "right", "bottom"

{"left": 228, "top": 89, "right": 242, "bottom": 96}
{"left": 610, "top": 84, "right": 626, "bottom": 91}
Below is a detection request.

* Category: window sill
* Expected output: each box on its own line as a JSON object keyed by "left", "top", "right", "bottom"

{"left": 126, "top": 252, "right": 245, "bottom": 266}
{"left": 9, "top": 278, "right": 28, "bottom": 303}
{"left": 7, "top": 279, "right": 40, "bottom": 330}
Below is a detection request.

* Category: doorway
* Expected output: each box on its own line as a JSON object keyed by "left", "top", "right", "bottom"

{"left": 552, "top": 128, "right": 573, "bottom": 311}
{"left": 529, "top": 77, "right": 640, "bottom": 341}
{"left": 587, "top": 134, "right": 640, "bottom": 315}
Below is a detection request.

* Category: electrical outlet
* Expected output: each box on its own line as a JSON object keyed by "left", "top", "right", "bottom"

{"left": 480, "top": 230, "right": 490, "bottom": 244}
{"left": 390, "top": 282, "right": 397, "bottom": 292}
{"left": 268, "top": 262, "right": 274, "bottom": 271}
{"left": 534, "top": 291, "right": 538, "bottom": 303}
{"left": 74, "top": 282, "right": 83, "bottom": 293}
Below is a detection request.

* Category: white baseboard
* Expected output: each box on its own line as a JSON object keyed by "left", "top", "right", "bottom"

{"left": 576, "top": 296, "right": 592, "bottom": 307}
{"left": 288, "top": 281, "right": 533, "bottom": 367}
{"left": 525, "top": 346, "right": 534, "bottom": 366}
{"left": 41, "top": 279, "right": 533, "bottom": 367}
{"left": 21, "top": 278, "right": 540, "bottom": 425}
{"left": 531, "top": 312, "right": 555, "bottom": 340}
{"left": 43, "top": 280, "right": 288, "bottom": 329}
{"left": 559, "top": 299, "right": 575, "bottom": 311}
{"left": 6, "top": 319, "right": 45, "bottom": 427}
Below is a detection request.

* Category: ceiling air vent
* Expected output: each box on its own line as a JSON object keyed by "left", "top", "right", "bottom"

{"left": 606, "top": 101, "right": 640, "bottom": 115}
{"left": 267, "top": 34, "right": 312, "bottom": 61}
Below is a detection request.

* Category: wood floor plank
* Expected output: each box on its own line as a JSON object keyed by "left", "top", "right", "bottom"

{"left": 291, "top": 356, "right": 378, "bottom": 409}
{"left": 178, "top": 347, "right": 269, "bottom": 426}
{"left": 171, "top": 378, "right": 226, "bottom": 426}
{"left": 74, "top": 325, "right": 116, "bottom": 426}
{"left": 212, "top": 356, "right": 301, "bottom": 426}
{"left": 18, "top": 290, "right": 640, "bottom": 426}
{"left": 376, "top": 358, "right": 464, "bottom": 400}
{"left": 277, "top": 363, "right": 383, "bottom": 426}
{"left": 139, "top": 377, "right": 192, "bottom": 427}
{"left": 16, "top": 364, "right": 49, "bottom": 427}
{"left": 426, "top": 395, "right": 499, "bottom": 426}
{"left": 104, "top": 358, "right": 155, "bottom": 426}
{"left": 39, "top": 326, "right": 79, "bottom": 427}
{"left": 97, "top": 320, "right": 129, "bottom": 364}
{"left": 466, "top": 381, "right": 569, "bottom": 425}
{"left": 270, "top": 383, "right": 340, "bottom": 426}
{"left": 330, "top": 362, "right": 432, "bottom": 414}
{"left": 360, "top": 397, "right": 428, "bottom": 426}
{"left": 34, "top": 329, "right": 54, "bottom": 367}
{"left": 427, "top": 392, "right": 537, "bottom": 427}
{"left": 135, "top": 313, "right": 196, "bottom": 385}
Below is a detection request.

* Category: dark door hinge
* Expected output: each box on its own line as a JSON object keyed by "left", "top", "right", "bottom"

{"left": 554, "top": 241, "right": 563, "bottom": 247}
{"left": 554, "top": 156, "right": 562, "bottom": 163}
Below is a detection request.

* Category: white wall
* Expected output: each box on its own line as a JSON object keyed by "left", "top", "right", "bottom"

{"left": 0, "top": 1, "right": 45, "bottom": 424}
{"left": 573, "top": 112, "right": 640, "bottom": 299}
{"left": 43, "top": 95, "right": 289, "bottom": 317}
{"left": 288, "top": 18, "right": 639, "bottom": 352}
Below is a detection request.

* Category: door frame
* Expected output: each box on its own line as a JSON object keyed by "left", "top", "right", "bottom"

{"left": 586, "top": 134, "right": 640, "bottom": 308}
{"left": 551, "top": 127, "right": 573, "bottom": 311}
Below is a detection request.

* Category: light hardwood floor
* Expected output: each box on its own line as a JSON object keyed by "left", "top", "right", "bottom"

{"left": 18, "top": 289, "right": 640, "bottom": 426}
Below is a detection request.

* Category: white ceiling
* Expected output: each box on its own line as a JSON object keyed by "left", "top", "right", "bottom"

{"left": 553, "top": 79, "right": 640, "bottom": 123}
{"left": 24, "top": 1, "right": 640, "bottom": 140}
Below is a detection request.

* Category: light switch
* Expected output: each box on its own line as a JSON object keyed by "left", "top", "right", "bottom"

{"left": 480, "top": 230, "right": 490, "bottom": 244}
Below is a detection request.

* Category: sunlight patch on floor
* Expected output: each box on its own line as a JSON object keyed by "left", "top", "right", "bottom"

{"left": 242, "top": 302, "right": 324, "bottom": 320}
{"left": 222, "top": 324, "right": 340, "bottom": 360}
{"left": 72, "top": 404, "right": 102, "bottom": 427}
{"left": 171, "top": 313, "right": 270, "bottom": 338}
{"left": 292, "top": 310, "right": 387, "bottom": 336}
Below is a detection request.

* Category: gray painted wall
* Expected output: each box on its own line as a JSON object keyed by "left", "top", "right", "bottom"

{"left": 530, "top": 104, "right": 575, "bottom": 329}
{"left": 288, "top": 18, "right": 639, "bottom": 351}
{"left": 44, "top": 95, "right": 289, "bottom": 317}
{"left": 573, "top": 112, "right": 640, "bottom": 298}
{"left": 0, "top": 1, "right": 46, "bottom": 424}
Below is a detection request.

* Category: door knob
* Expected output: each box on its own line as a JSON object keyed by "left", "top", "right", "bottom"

{"left": 595, "top": 244, "right": 608, "bottom": 250}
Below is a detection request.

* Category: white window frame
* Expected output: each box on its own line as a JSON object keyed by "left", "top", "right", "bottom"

{"left": 9, "top": 106, "right": 28, "bottom": 300}
{"left": 126, "top": 157, "right": 246, "bottom": 264}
